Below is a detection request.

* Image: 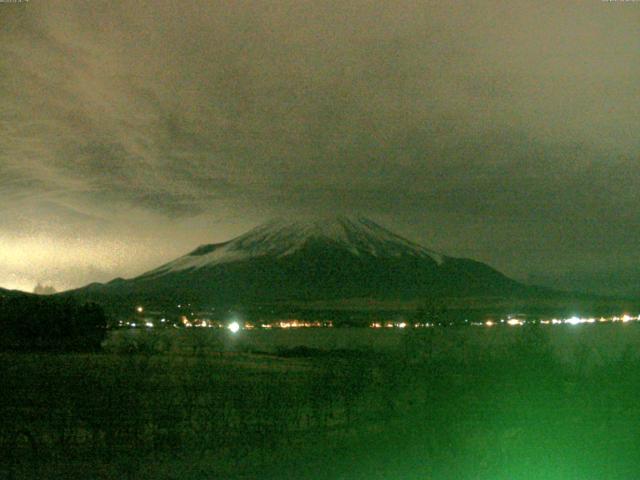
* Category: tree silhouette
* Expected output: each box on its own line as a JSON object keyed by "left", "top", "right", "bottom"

{"left": 0, "top": 295, "right": 107, "bottom": 351}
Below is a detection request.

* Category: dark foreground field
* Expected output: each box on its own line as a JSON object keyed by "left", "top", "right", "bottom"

{"left": 2, "top": 326, "right": 640, "bottom": 479}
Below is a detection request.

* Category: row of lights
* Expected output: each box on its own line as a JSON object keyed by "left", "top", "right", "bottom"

{"left": 133, "top": 307, "right": 337, "bottom": 332}
{"left": 370, "top": 322, "right": 434, "bottom": 329}
{"left": 483, "top": 314, "right": 640, "bottom": 327}
{"left": 133, "top": 306, "right": 639, "bottom": 331}
{"left": 368, "top": 315, "right": 640, "bottom": 329}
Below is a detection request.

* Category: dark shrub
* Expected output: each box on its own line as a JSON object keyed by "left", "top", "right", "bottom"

{"left": 0, "top": 295, "right": 107, "bottom": 352}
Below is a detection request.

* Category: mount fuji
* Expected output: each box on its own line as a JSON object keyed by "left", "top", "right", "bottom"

{"left": 66, "top": 216, "right": 532, "bottom": 309}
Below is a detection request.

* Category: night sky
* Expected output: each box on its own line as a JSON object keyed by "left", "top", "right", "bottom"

{"left": 1, "top": 1, "right": 638, "bottom": 295}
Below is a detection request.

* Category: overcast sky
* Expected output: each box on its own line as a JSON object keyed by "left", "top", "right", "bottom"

{"left": 1, "top": 1, "right": 639, "bottom": 295}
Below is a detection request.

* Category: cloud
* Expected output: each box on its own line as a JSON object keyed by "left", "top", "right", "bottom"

{"left": 0, "top": 1, "right": 639, "bottom": 293}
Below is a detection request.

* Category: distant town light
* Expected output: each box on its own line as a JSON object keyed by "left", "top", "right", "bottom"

{"left": 228, "top": 321, "right": 240, "bottom": 333}
{"left": 136, "top": 306, "right": 144, "bottom": 313}
{"left": 565, "top": 316, "right": 581, "bottom": 325}
{"left": 485, "top": 320, "right": 494, "bottom": 327}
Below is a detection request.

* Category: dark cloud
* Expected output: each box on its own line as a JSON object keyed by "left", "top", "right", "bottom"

{"left": 0, "top": 1, "right": 639, "bottom": 294}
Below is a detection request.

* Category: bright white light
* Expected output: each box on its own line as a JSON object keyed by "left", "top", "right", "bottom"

{"left": 136, "top": 306, "right": 144, "bottom": 313}
{"left": 398, "top": 322, "right": 407, "bottom": 329}
{"left": 145, "top": 322, "right": 154, "bottom": 328}
{"left": 565, "top": 316, "right": 581, "bottom": 325}
{"left": 622, "top": 314, "right": 632, "bottom": 323}
{"left": 228, "top": 321, "right": 240, "bottom": 333}
{"left": 485, "top": 320, "right": 494, "bottom": 327}
{"left": 507, "top": 319, "right": 523, "bottom": 326}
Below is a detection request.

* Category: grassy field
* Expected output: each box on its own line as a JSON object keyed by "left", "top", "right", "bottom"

{"left": 3, "top": 325, "right": 640, "bottom": 479}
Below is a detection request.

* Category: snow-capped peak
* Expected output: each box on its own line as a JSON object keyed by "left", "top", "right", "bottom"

{"left": 140, "top": 216, "right": 444, "bottom": 277}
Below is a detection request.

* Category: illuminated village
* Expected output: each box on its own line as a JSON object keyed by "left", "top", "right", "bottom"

{"left": 121, "top": 305, "right": 640, "bottom": 331}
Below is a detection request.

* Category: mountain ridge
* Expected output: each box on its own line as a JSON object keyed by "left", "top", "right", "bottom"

{"left": 63, "top": 216, "right": 535, "bottom": 311}
{"left": 138, "top": 216, "right": 445, "bottom": 280}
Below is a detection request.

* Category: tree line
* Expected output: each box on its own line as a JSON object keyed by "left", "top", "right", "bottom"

{"left": 0, "top": 294, "right": 107, "bottom": 352}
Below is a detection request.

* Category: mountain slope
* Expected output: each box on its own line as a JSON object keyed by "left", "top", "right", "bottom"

{"left": 0, "top": 287, "right": 31, "bottom": 298}
{"left": 66, "top": 216, "right": 530, "bottom": 308}
{"left": 139, "top": 217, "right": 445, "bottom": 279}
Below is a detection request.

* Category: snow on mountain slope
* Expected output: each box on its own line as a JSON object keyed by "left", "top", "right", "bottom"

{"left": 140, "top": 216, "right": 444, "bottom": 278}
